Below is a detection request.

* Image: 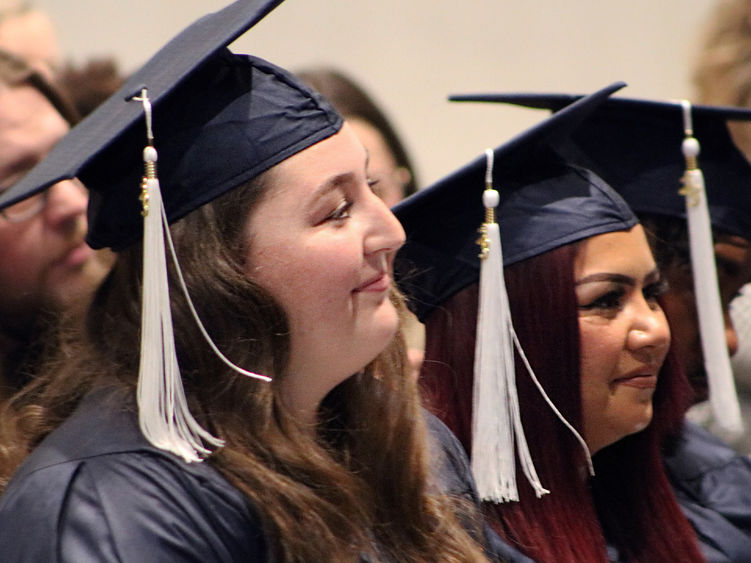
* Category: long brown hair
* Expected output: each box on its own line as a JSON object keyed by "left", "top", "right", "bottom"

{"left": 0, "top": 173, "right": 485, "bottom": 562}
{"left": 421, "top": 242, "right": 703, "bottom": 562}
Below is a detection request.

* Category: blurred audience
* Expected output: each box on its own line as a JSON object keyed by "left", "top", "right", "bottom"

{"left": 58, "top": 57, "right": 125, "bottom": 119}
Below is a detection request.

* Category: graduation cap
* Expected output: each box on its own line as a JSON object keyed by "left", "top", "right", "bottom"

{"left": 0, "top": 0, "right": 342, "bottom": 251}
{"left": 395, "top": 81, "right": 635, "bottom": 324}
{"left": 449, "top": 93, "right": 751, "bottom": 241}
{"left": 394, "top": 81, "right": 634, "bottom": 503}
{"left": 449, "top": 92, "right": 745, "bottom": 440}
{"left": 0, "top": 0, "right": 345, "bottom": 463}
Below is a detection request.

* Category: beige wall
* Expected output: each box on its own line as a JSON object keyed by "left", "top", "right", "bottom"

{"left": 37, "top": 0, "right": 717, "bottom": 187}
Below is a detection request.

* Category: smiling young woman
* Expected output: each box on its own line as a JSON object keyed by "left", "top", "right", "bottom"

{"left": 243, "top": 125, "right": 406, "bottom": 426}
{"left": 575, "top": 225, "right": 671, "bottom": 454}
{"left": 395, "top": 84, "right": 704, "bottom": 562}
{"left": 463, "top": 228, "right": 698, "bottom": 562}
{"left": 0, "top": 3, "right": 496, "bottom": 561}
{"left": 466, "top": 87, "right": 751, "bottom": 559}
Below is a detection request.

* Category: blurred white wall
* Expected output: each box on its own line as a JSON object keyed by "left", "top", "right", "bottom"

{"left": 36, "top": 0, "right": 717, "bottom": 187}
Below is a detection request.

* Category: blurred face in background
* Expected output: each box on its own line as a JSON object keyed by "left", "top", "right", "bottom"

{"left": 659, "top": 233, "right": 751, "bottom": 402}
{"left": 0, "top": 7, "right": 62, "bottom": 79}
{"left": 0, "top": 82, "right": 110, "bottom": 341}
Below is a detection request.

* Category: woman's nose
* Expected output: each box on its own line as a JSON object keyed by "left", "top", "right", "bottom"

{"left": 364, "top": 192, "right": 406, "bottom": 256}
{"left": 628, "top": 300, "right": 671, "bottom": 360}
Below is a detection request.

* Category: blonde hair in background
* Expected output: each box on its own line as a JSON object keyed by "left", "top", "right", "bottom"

{"left": 693, "top": 0, "right": 751, "bottom": 157}
{"left": 0, "top": 1, "right": 61, "bottom": 79}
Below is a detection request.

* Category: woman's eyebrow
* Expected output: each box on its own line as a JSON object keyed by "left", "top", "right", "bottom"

{"left": 575, "top": 267, "right": 661, "bottom": 287}
{"left": 309, "top": 145, "right": 370, "bottom": 203}
{"left": 309, "top": 172, "right": 355, "bottom": 203}
{"left": 575, "top": 272, "right": 635, "bottom": 286}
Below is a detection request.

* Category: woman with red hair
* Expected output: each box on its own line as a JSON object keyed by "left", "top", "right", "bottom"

{"left": 394, "top": 83, "right": 707, "bottom": 561}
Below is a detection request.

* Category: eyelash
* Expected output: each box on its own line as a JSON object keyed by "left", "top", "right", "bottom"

{"left": 579, "top": 279, "right": 668, "bottom": 312}
{"left": 327, "top": 199, "right": 353, "bottom": 222}
{"left": 580, "top": 288, "right": 626, "bottom": 311}
{"left": 323, "top": 177, "right": 379, "bottom": 223}
{"left": 321, "top": 176, "right": 378, "bottom": 224}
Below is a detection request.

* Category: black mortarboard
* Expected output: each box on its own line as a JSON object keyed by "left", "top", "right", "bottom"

{"left": 0, "top": 0, "right": 345, "bottom": 463}
{"left": 450, "top": 93, "right": 751, "bottom": 241}
{"left": 396, "top": 82, "right": 636, "bottom": 502}
{"left": 394, "top": 81, "right": 636, "bottom": 324}
{"left": 0, "top": 0, "right": 343, "bottom": 251}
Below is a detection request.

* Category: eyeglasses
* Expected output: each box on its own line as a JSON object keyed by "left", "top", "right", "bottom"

{"left": 0, "top": 189, "right": 51, "bottom": 223}
{"left": 0, "top": 179, "right": 88, "bottom": 223}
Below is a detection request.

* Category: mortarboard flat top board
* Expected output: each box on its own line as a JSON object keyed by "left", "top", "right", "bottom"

{"left": 0, "top": 0, "right": 343, "bottom": 251}
{"left": 394, "top": 81, "right": 637, "bottom": 322}
{"left": 449, "top": 92, "right": 751, "bottom": 241}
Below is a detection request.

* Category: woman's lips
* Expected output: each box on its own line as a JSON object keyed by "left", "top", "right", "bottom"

{"left": 354, "top": 273, "right": 390, "bottom": 293}
{"left": 613, "top": 374, "right": 658, "bottom": 389}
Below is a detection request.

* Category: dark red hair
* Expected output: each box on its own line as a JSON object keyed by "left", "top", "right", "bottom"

{"left": 420, "top": 241, "right": 702, "bottom": 562}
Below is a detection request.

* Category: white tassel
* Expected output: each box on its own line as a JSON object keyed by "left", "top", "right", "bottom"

{"left": 680, "top": 101, "right": 743, "bottom": 440}
{"left": 133, "top": 90, "right": 270, "bottom": 463}
{"left": 138, "top": 161, "right": 223, "bottom": 462}
{"left": 472, "top": 149, "right": 550, "bottom": 502}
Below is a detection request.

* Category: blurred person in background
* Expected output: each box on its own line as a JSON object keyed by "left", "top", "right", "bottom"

{"left": 694, "top": 0, "right": 751, "bottom": 455}
{"left": 0, "top": 1, "right": 61, "bottom": 80}
{"left": 0, "top": 48, "right": 111, "bottom": 398}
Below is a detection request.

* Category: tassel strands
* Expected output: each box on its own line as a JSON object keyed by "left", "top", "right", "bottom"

{"left": 679, "top": 100, "right": 743, "bottom": 440}
{"left": 472, "top": 149, "right": 550, "bottom": 502}
{"left": 472, "top": 148, "right": 595, "bottom": 502}
{"left": 135, "top": 89, "right": 220, "bottom": 462}
{"left": 133, "top": 89, "right": 270, "bottom": 464}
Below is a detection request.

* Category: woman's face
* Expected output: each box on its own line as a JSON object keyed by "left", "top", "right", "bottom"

{"left": 659, "top": 233, "right": 751, "bottom": 401}
{"left": 574, "top": 224, "right": 670, "bottom": 454}
{"left": 244, "top": 124, "right": 406, "bottom": 420}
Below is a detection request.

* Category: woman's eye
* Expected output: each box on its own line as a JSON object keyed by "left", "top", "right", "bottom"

{"left": 327, "top": 199, "right": 353, "bottom": 222}
{"left": 579, "top": 289, "right": 625, "bottom": 311}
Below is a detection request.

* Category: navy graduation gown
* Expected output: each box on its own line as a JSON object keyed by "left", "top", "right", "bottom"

{"left": 665, "top": 420, "right": 751, "bottom": 562}
{"left": 0, "top": 388, "right": 267, "bottom": 561}
{"left": 0, "top": 387, "right": 530, "bottom": 562}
